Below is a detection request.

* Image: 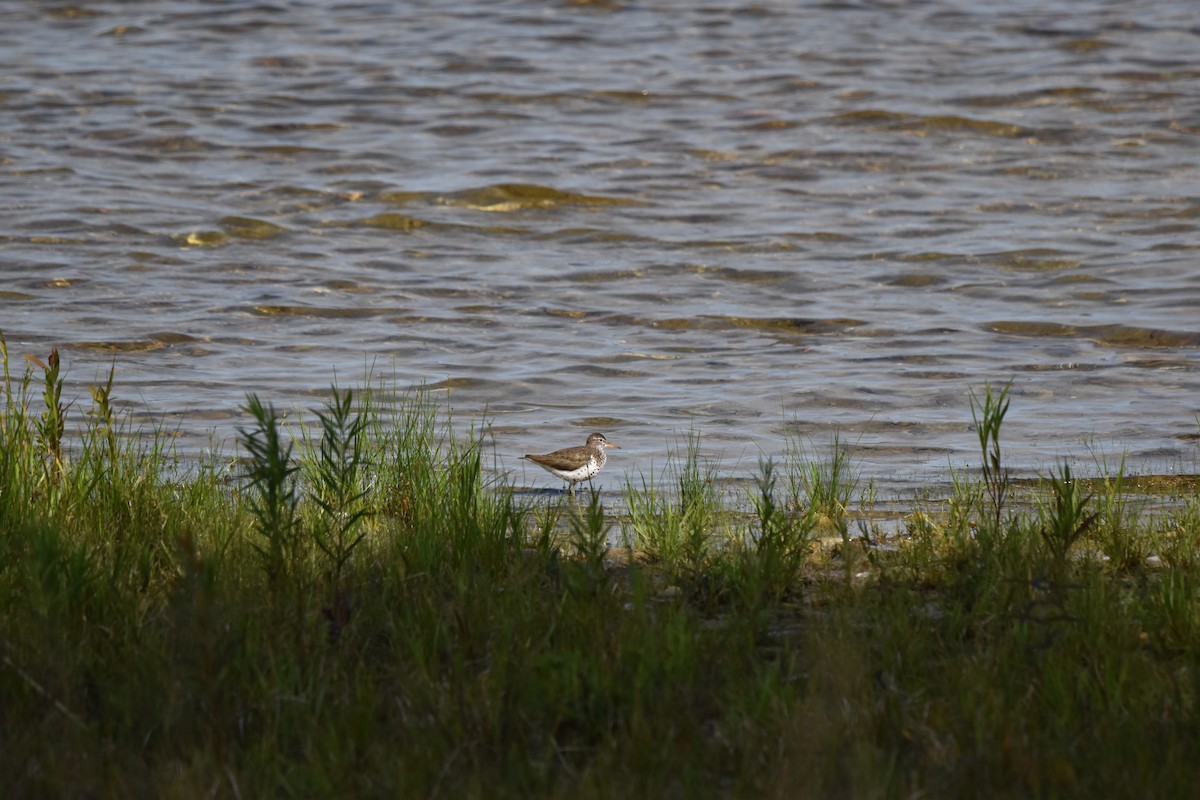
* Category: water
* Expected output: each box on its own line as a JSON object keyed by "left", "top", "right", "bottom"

{"left": 3, "top": 0, "right": 1199, "bottom": 494}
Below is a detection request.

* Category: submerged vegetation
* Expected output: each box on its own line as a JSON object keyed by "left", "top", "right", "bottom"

{"left": 3, "top": 336, "right": 1200, "bottom": 798}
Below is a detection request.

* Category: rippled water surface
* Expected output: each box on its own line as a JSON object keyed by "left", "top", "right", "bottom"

{"left": 3, "top": 0, "right": 1199, "bottom": 492}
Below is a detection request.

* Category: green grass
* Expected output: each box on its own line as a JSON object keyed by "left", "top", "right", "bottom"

{"left": 3, "top": 336, "right": 1200, "bottom": 798}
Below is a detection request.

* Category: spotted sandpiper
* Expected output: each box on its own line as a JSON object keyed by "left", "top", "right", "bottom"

{"left": 523, "top": 432, "right": 619, "bottom": 493}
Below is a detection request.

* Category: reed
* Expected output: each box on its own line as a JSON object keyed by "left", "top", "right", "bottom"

{"left": 2, "top": 346, "right": 1200, "bottom": 798}
{"left": 971, "top": 379, "right": 1012, "bottom": 537}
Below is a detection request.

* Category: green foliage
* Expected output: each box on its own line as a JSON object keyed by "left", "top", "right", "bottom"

{"left": 305, "top": 386, "right": 372, "bottom": 590}
{"left": 1088, "top": 451, "right": 1150, "bottom": 571}
{"left": 33, "top": 347, "right": 65, "bottom": 481}
{"left": 0, "top": 332, "right": 37, "bottom": 527}
{"left": 785, "top": 429, "right": 857, "bottom": 527}
{"left": 1038, "top": 462, "right": 1098, "bottom": 577}
{"left": 2, "top": 347, "right": 1199, "bottom": 798}
{"left": 238, "top": 393, "right": 300, "bottom": 586}
{"left": 737, "top": 457, "right": 813, "bottom": 605}
{"left": 85, "top": 361, "right": 119, "bottom": 470}
{"left": 622, "top": 430, "right": 719, "bottom": 573}
{"left": 970, "top": 379, "right": 1012, "bottom": 536}
{"left": 565, "top": 486, "right": 611, "bottom": 594}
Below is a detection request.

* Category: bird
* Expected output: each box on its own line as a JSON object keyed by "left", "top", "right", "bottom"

{"left": 523, "top": 432, "right": 620, "bottom": 493}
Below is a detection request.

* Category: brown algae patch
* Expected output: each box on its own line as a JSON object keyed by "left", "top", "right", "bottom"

{"left": 1051, "top": 273, "right": 1105, "bottom": 284}
{"left": 1061, "top": 38, "right": 1113, "bottom": 53}
{"left": 987, "top": 321, "right": 1200, "bottom": 348}
{"left": 543, "top": 309, "right": 594, "bottom": 320}
{"left": 652, "top": 316, "right": 866, "bottom": 335}
{"left": 172, "top": 230, "right": 228, "bottom": 247}
{"left": 250, "top": 305, "right": 389, "bottom": 319}
{"left": 829, "top": 109, "right": 1026, "bottom": 137}
{"left": 619, "top": 352, "right": 680, "bottom": 361}
{"left": 1069, "top": 474, "right": 1199, "bottom": 497}
{"left": 899, "top": 252, "right": 960, "bottom": 262}
{"left": 578, "top": 416, "right": 625, "bottom": 428}
{"left": 219, "top": 216, "right": 289, "bottom": 240}
{"left": 436, "top": 183, "right": 645, "bottom": 211}
{"left": 988, "top": 320, "right": 1075, "bottom": 338}
{"left": 1091, "top": 326, "right": 1200, "bottom": 348}
{"left": 918, "top": 115, "right": 1025, "bottom": 137}
{"left": 360, "top": 213, "right": 430, "bottom": 232}
{"left": 321, "top": 280, "right": 379, "bottom": 293}
{"left": 66, "top": 340, "right": 168, "bottom": 353}
{"left": 1128, "top": 358, "right": 1193, "bottom": 369}
{"left": 426, "top": 377, "right": 490, "bottom": 391}
{"left": 723, "top": 316, "right": 866, "bottom": 335}
{"left": 888, "top": 274, "right": 946, "bottom": 288}
{"left": 378, "top": 190, "right": 429, "bottom": 205}
{"left": 985, "top": 249, "right": 1081, "bottom": 271}
{"left": 680, "top": 263, "right": 791, "bottom": 284}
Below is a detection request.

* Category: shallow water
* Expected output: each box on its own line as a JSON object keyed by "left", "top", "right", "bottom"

{"left": 3, "top": 0, "right": 1199, "bottom": 494}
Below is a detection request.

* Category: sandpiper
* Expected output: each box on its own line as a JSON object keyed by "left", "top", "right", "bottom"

{"left": 523, "top": 433, "right": 620, "bottom": 493}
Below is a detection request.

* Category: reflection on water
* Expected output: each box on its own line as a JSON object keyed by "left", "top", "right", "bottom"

{"left": 2, "top": 0, "right": 1198, "bottom": 493}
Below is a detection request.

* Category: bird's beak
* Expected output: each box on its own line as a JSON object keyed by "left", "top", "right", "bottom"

{"left": 604, "top": 441, "right": 620, "bottom": 449}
